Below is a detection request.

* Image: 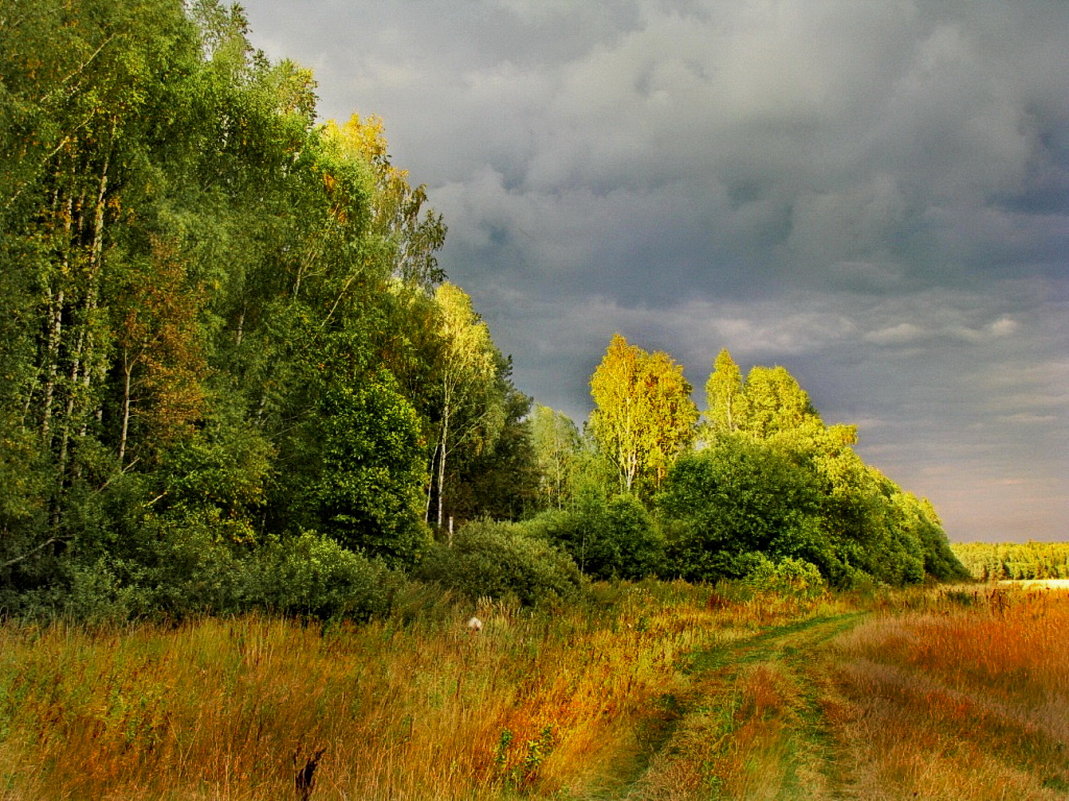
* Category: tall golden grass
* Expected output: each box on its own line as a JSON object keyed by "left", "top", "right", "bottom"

{"left": 2, "top": 584, "right": 1066, "bottom": 800}
{"left": 824, "top": 586, "right": 1069, "bottom": 801}
{"left": 0, "top": 582, "right": 815, "bottom": 801}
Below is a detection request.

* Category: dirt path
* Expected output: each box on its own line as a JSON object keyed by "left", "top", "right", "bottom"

{"left": 609, "top": 611, "right": 869, "bottom": 801}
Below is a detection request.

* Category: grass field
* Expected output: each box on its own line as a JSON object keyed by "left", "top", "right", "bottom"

{"left": 1, "top": 583, "right": 1066, "bottom": 800}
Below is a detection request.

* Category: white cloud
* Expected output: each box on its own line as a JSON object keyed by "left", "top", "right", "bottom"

{"left": 865, "top": 322, "right": 927, "bottom": 346}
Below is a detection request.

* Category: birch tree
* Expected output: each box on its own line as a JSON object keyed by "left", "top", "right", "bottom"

{"left": 589, "top": 334, "right": 697, "bottom": 494}
{"left": 429, "top": 283, "right": 501, "bottom": 528}
{"left": 531, "top": 405, "right": 581, "bottom": 510}
{"left": 704, "top": 348, "right": 746, "bottom": 437}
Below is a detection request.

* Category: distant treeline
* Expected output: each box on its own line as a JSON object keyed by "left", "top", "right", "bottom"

{"left": 951, "top": 542, "right": 1069, "bottom": 581}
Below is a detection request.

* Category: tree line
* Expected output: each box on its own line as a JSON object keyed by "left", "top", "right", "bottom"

{"left": 1, "top": 0, "right": 966, "bottom": 620}
{"left": 951, "top": 542, "right": 1069, "bottom": 581}
{"left": 521, "top": 338, "right": 968, "bottom": 594}
{"left": 0, "top": 0, "right": 533, "bottom": 617}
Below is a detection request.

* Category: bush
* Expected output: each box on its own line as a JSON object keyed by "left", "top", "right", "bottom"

{"left": 416, "top": 520, "right": 586, "bottom": 606}
{"left": 743, "top": 555, "right": 826, "bottom": 600}
{"left": 658, "top": 439, "right": 824, "bottom": 582}
{"left": 527, "top": 494, "right": 664, "bottom": 580}
{"left": 241, "top": 531, "right": 393, "bottom": 621}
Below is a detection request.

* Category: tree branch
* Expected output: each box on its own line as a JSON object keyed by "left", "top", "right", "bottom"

{"left": 1, "top": 537, "right": 61, "bottom": 570}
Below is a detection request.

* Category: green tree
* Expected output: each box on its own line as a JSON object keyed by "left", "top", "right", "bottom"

{"left": 530, "top": 405, "right": 582, "bottom": 510}
{"left": 428, "top": 283, "right": 503, "bottom": 528}
{"left": 310, "top": 373, "right": 429, "bottom": 567}
{"left": 110, "top": 236, "right": 208, "bottom": 466}
{"left": 738, "top": 365, "right": 823, "bottom": 440}
{"left": 0, "top": 0, "right": 467, "bottom": 612}
{"left": 324, "top": 115, "right": 446, "bottom": 289}
{"left": 447, "top": 367, "right": 539, "bottom": 521}
{"left": 547, "top": 493, "right": 664, "bottom": 580}
{"left": 657, "top": 436, "right": 825, "bottom": 582}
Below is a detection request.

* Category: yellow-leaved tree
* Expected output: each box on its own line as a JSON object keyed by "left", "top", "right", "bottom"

{"left": 589, "top": 334, "right": 698, "bottom": 494}
{"left": 323, "top": 114, "right": 446, "bottom": 288}
{"left": 429, "top": 282, "right": 503, "bottom": 528}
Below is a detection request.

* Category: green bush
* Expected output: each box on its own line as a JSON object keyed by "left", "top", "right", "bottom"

{"left": 743, "top": 555, "right": 827, "bottom": 599}
{"left": 416, "top": 520, "right": 585, "bottom": 606}
{"left": 242, "top": 531, "right": 393, "bottom": 621}
{"left": 527, "top": 494, "right": 664, "bottom": 580}
{"left": 658, "top": 439, "right": 825, "bottom": 583}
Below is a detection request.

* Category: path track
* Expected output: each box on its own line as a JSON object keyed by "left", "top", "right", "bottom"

{"left": 605, "top": 611, "right": 868, "bottom": 801}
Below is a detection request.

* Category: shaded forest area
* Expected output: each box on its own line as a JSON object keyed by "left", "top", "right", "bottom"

{"left": 1, "top": 0, "right": 967, "bottom": 622}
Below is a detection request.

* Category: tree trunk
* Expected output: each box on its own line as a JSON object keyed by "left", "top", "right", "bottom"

{"left": 118, "top": 355, "right": 132, "bottom": 465}
{"left": 58, "top": 148, "right": 109, "bottom": 469}
{"left": 77, "top": 146, "right": 110, "bottom": 439}
{"left": 40, "top": 188, "right": 73, "bottom": 444}
{"left": 437, "top": 402, "right": 450, "bottom": 529}
{"left": 39, "top": 286, "right": 64, "bottom": 444}
{"left": 425, "top": 436, "right": 439, "bottom": 524}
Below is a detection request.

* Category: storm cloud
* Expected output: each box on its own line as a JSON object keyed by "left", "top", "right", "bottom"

{"left": 240, "top": 0, "right": 1069, "bottom": 541}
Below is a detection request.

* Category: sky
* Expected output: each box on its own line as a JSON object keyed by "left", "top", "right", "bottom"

{"left": 237, "top": 0, "right": 1068, "bottom": 543}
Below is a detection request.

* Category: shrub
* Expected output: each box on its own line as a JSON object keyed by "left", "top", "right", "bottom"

{"left": 415, "top": 520, "right": 585, "bottom": 606}
{"left": 743, "top": 555, "right": 827, "bottom": 599}
{"left": 658, "top": 440, "right": 824, "bottom": 583}
{"left": 241, "top": 531, "right": 393, "bottom": 621}
{"left": 527, "top": 494, "right": 664, "bottom": 580}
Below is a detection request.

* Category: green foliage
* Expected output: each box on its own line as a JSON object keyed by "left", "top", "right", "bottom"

{"left": 742, "top": 554, "right": 827, "bottom": 599}
{"left": 530, "top": 404, "right": 582, "bottom": 510}
{"left": 952, "top": 541, "right": 1069, "bottom": 581}
{"left": 426, "top": 283, "right": 509, "bottom": 528}
{"left": 95, "top": 509, "right": 243, "bottom": 619}
{"left": 658, "top": 437, "right": 825, "bottom": 582}
{"left": 736, "top": 365, "right": 822, "bottom": 440}
{"left": 0, "top": 0, "right": 477, "bottom": 619}
{"left": 530, "top": 494, "right": 665, "bottom": 581}
{"left": 445, "top": 361, "right": 539, "bottom": 522}
{"left": 0, "top": 0, "right": 967, "bottom": 619}
{"left": 694, "top": 354, "right": 966, "bottom": 587}
{"left": 704, "top": 348, "right": 746, "bottom": 436}
{"left": 242, "top": 532, "right": 393, "bottom": 621}
{"left": 589, "top": 334, "right": 698, "bottom": 495}
{"left": 308, "top": 374, "right": 430, "bottom": 568}
{"left": 155, "top": 407, "right": 274, "bottom": 541}
{"left": 415, "top": 520, "right": 585, "bottom": 606}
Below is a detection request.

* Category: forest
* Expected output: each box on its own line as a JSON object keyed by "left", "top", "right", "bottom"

{"left": 0, "top": 0, "right": 969, "bottom": 623}
{"left": 951, "top": 542, "right": 1069, "bottom": 581}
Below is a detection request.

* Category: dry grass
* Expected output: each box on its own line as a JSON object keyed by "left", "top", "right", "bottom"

{"left": 2, "top": 584, "right": 1066, "bottom": 801}
{"left": 824, "top": 586, "right": 1069, "bottom": 801}
{"left": 0, "top": 582, "right": 807, "bottom": 801}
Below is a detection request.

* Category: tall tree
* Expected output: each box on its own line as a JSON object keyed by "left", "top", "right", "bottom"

{"left": 704, "top": 348, "right": 746, "bottom": 437}
{"left": 644, "top": 350, "right": 699, "bottom": 486}
{"left": 531, "top": 405, "right": 582, "bottom": 510}
{"left": 429, "top": 283, "right": 502, "bottom": 528}
{"left": 111, "top": 236, "right": 208, "bottom": 466}
{"left": 589, "top": 334, "right": 697, "bottom": 494}
{"left": 447, "top": 370, "right": 538, "bottom": 521}
{"left": 323, "top": 115, "right": 446, "bottom": 289}
{"left": 738, "top": 365, "right": 823, "bottom": 440}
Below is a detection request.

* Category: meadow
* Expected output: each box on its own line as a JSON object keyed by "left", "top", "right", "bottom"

{"left": 1, "top": 583, "right": 1066, "bottom": 801}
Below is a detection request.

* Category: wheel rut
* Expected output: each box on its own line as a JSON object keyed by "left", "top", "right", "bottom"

{"left": 601, "top": 611, "right": 868, "bottom": 801}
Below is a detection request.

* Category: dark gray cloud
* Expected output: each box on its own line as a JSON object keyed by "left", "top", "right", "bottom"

{"left": 240, "top": 0, "right": 1069, "bottom": 541}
